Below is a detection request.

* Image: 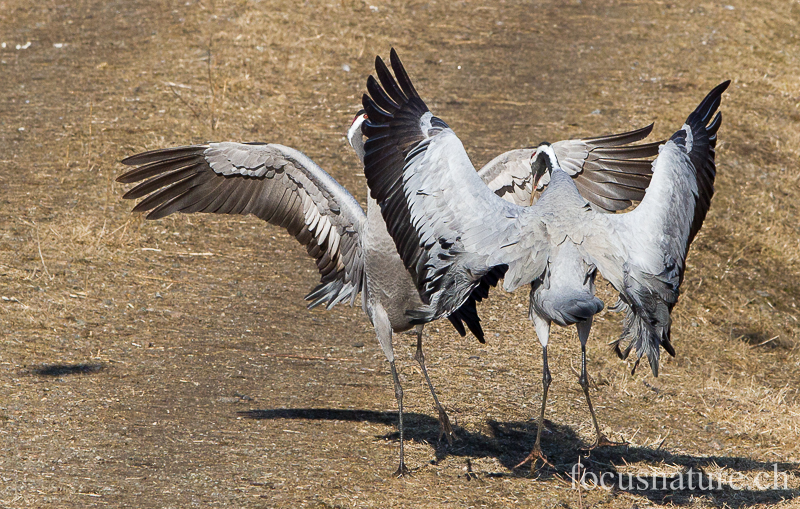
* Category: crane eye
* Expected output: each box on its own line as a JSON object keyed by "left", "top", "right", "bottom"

{"left": 351, "top": 110, "right": 368, "bottom": 126}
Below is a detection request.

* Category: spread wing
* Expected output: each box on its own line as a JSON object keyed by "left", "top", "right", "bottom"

{"left": 582, "top": 81, "right": 729, "bottom": 376}
{"left": 361, "top": 49, "right": 549, "bottom": 323}
{"left": 117, "top": 143, "right": 367, "bottom": 309}
{"left": 477, "top": 126, "right": 661, "bottom": 211}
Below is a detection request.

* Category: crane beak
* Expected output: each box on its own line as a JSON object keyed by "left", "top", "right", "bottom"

{"left": 530, "top": 150, "right": 546, "bottom": 187}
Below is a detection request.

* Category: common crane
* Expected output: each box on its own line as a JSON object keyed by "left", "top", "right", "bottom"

{"left": 361, "top": 49, "right": 727, "bottom": 469}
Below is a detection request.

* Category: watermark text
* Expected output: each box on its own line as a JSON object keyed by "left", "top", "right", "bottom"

{"left": 570, "top": 462, "right": 789, "bottom": 491}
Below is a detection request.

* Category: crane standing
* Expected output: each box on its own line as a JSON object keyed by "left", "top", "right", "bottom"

{"left": 361, "top": 49, "right": 727, "bottom": 469}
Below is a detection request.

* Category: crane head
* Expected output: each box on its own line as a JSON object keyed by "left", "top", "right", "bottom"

{"left": 530, "top": 142, "right": 560, "bottom": 187}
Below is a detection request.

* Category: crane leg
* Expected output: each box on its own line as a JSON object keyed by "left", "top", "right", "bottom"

{"left": 413, "top": 325, "right": 454, "bottom": 444}
{"left": 372, "top": 303, "right": 411, "bottom": 476}
{"left": 576, "top": 320, "right": 626, "bottom": 450}
{"left": 389, "top": 360, "right": 411, "bottom": 476}
{"left": 515, "top": 342, "right": 554, "bottom": 470}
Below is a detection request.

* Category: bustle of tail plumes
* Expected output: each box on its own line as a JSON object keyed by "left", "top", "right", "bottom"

{"left": 610, "top": 267, "right": 677, "bottom": 377}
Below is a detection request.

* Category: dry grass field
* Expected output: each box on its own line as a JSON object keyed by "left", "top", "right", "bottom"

{"left": 1, "top": 0, "right": 799, "bottom": 507}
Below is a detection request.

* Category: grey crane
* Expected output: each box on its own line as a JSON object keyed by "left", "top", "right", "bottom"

{"left": 116, "top": 107, "right": 658, "bottom": 475}
{"left": 361, "top": 49, "right": 728, "bottom": 468}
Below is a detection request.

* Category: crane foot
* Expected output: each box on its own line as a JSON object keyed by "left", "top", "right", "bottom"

{"left": 393, "top": 462, "right": 411, "bottom": 478}
{"left": 580, "top": 434, "right": 627, "bottom": 451}
{"left": 437, "top": 406, "right": 455, "bottom": 445}
{"left": 514, "top": 445, "right": 554, "bottom": 470}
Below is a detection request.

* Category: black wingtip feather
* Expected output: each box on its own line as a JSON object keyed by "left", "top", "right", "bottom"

{"left": 361, "top": 50, "right": 432, "bottom": 293}
{"left": 367, "top": 74, "right": 401, "bottom": 113}
{"left": 362, "top": 93, "right": 393, "bottom": 125}
{"left": 375, "top": 54, "right": 408, "bottom": 105}
{"left": 389, "top": 49, "right": 420, "bottom": 100}
{"left": 695, "top": 80, "right": 730, "bottom": 124}
{"left": 446, "top": 314, "right": 468, "bottom": 337}
{"left": 583, "top": 123, "right": 655, "bottom": 146}
{"left": 676, "top": 80, "right": 729, "bottom": 247}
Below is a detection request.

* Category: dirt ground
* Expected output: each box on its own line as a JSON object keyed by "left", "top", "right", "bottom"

{"left": 1, "top": 0, "right": 799, "bottom": 507}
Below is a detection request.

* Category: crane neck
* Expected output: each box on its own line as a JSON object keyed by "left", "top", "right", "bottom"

{"left": 348, "top": 115, "right": 366, "bottom": 164}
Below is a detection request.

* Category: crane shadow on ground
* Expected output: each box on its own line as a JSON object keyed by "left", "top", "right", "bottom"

{"left": 240, "top": 408, "right": 798, "bottom": 507}
{"left": 27, "top": 363, "right": 106, "bottom": 377}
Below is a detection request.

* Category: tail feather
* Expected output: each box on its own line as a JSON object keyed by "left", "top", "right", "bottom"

{"left": 610, "top": 269, "right": 677, "bottom": 377}
{"left": 551, "top": 296, "right": 604, "bottom": 328}
{"left": 434, "top": 265, "right": 507, "bottom": 343}
{"left": 447, "top": 300, "right": 483, "bottom": 343}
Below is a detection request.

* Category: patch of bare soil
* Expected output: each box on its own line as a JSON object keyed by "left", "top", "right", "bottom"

{"left": 1, "top": 0, "right": 799, "bottom": 507}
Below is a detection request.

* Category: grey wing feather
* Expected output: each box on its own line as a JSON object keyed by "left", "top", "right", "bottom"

{"left": 477, "top": 125, "right": 661, "bottom": 211}
{"left": 118, "top": 142, "right": 367, "bottom": 310}
{"left": 581, "top": 81, "right": 729, "bottom": 376}
{"left": 362, "top": 50, "right": 549, "bottom": 322}
{"left": 553, "top": 126, "right": 662, "bottom": 212}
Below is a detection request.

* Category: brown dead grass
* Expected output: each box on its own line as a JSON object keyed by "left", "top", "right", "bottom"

{"left": 1, "top": 0, "right": 800, "bottom": 507}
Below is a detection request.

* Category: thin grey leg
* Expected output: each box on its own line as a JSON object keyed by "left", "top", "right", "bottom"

{"left": 389, "top": 360, "right": 410, "bottom": 476}
{"left": 413, "top": 325, "right": 454, "bottom": 443}
{"left": 516, "top": 343, "right": 554, "bottom": 469}
{"left": 576, "top": 320, "right": 626, "bottom": 450}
